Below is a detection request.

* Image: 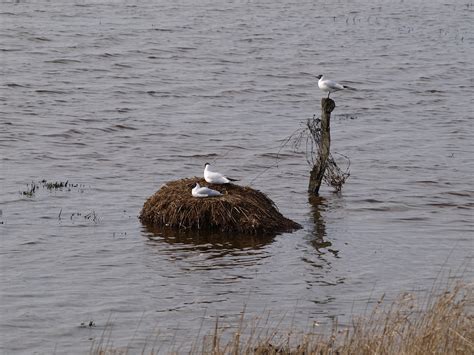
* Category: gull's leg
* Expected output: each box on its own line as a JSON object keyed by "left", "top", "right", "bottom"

{"left": 327, "top": 92, "right": 330, "bottom": 98}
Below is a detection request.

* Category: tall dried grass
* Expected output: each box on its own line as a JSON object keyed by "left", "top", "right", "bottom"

{"left": 91, "top": 281, "right": 472, "bottom": 355}
{"left": 139, "top": 177, "right": 301, "bottom": 234}
{"left": 200, "top": 282, "right": 473, "bottom": 355}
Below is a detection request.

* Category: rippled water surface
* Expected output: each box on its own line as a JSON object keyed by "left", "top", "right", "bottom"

{"left": 1, "top": 0, "right": 473, "bottom": 353}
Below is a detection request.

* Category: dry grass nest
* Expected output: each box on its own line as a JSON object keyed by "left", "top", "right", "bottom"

{"left": 139, "top": 177, "right": 301, "bottom": 235}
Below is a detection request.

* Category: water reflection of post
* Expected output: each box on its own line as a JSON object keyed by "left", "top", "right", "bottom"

{"left": 308, "top": 195, "right": 338, "bottom": 257}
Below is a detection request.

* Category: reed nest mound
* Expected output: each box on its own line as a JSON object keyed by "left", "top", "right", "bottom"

{"left": 139, "top": 177, "right": 301, "bottom": 234}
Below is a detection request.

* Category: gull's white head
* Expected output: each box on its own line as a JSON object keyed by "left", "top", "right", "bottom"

{"left": 204, "top": 162, "right": 210, "bottom": 168}
{"left": 194, "top": 182, "right": 201, "bottom": 189}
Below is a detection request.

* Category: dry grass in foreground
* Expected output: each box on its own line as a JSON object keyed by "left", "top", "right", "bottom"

{"left": 91, "top": 281, "right": 473, "bottom": 355}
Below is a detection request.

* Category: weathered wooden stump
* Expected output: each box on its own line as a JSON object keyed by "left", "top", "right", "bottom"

{"left": 308, "top": 98, "right": 336, "bottom": 195}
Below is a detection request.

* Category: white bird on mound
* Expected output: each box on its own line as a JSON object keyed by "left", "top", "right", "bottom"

{"left": 191, "top": 183, "right": 222, "bottom": 198}
{"left": 204, "top": 163, "right": 238, "bottom": 184}
{"left": 316, "top": 74, "right": 354, "bottom": 98}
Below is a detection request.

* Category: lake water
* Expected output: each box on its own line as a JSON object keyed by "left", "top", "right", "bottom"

{"left": 1, "top": 0, "right": 473, "bottom": 353}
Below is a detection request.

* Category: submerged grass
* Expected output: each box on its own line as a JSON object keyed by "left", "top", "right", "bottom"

{"left": 20, "top": 179, "right": 85, "bottom": 197}
{"left": 139, "top": 177, "right": 301, "bottom": 234}
{"left": 91, "top": 281, "right": 473, "bottom": 354}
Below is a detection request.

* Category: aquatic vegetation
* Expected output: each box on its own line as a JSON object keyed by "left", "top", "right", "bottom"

{"left": 80, "top": 321, "right": 96, "bottom": 328}
{"left": 20, "top": 179, "right": 86, "bottom": 197}
{"left": 68, "top": 210, "right": 100, "bottom": 224}
{"left": 41, "top": 179, "right": 68, "bottom": 190}
{"left": 20, "top": 181, "right": 38, "bottom": 197}
{"left": 40, "top": 179, "right": 83, "bottom": 191}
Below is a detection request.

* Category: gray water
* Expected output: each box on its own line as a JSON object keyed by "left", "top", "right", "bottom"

{"left": 1, "top": 0, "right": 473, "bottom": 353}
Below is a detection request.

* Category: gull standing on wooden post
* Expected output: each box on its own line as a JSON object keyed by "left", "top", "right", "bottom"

{"left": 316, "top": 75, "right": 353, "bottom": 98}
{"left": 204, "top": 163, "right": 238, "bottom": 184}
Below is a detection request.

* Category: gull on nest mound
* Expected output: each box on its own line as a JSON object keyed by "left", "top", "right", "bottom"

{"left": 139, "top": 178, "right": 301, "bottom": 234}
{"left": 204, "top": 163, "right": 238, "bottom": 184}
{"left": 191, "top": 182, "right": 222, "bottom": 198}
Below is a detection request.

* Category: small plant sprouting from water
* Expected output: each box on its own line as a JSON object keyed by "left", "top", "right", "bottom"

{"left": 69, "top": 210, "right": 101, "bottom": 224}
{"left": 58, "top": 209, "right": 101, "bottom": 224}
{"left": 40, "top": 179, "right": 84, "bottom": 191}
{"left": 80, "top": 320, "right": 96, "bottom": 328}
{"left": 21, "top": 181, "right": 39, "bottom": 197}
{"left": 84, "top": 210, "right": 100, "bottom": 223}
{"left": 42, "top": 179, "right": 68, "bottom": 190}
{"left": 20, "top": 179, "right": 86, "bottom": 197}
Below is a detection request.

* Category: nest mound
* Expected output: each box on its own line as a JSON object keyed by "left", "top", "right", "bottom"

{"left": 139, "top": 177, "right": 301, "bottom": 235}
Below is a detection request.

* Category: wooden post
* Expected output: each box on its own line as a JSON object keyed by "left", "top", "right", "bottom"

{"left": 308, "top": 98, "right": 336, "bottom": 195}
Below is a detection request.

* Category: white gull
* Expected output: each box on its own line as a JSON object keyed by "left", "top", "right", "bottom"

{"left": 316, "top": 74, "right": 354, "bottom": 98}
{"left": 204, "top": 163, "right": 238, "bottom": 184}
{"left": 191, "top": 182, "right": 222, "bottom": 198}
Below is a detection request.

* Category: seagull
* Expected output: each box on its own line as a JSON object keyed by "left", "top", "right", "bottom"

{"left": 204, "top": 163, "right": 238, "bottom": 184}
{"left": 316, "top": 75, "right": 353, "bottom": 98}
{"left": 191, "top": 183, "right": 222, "bottom": 198}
